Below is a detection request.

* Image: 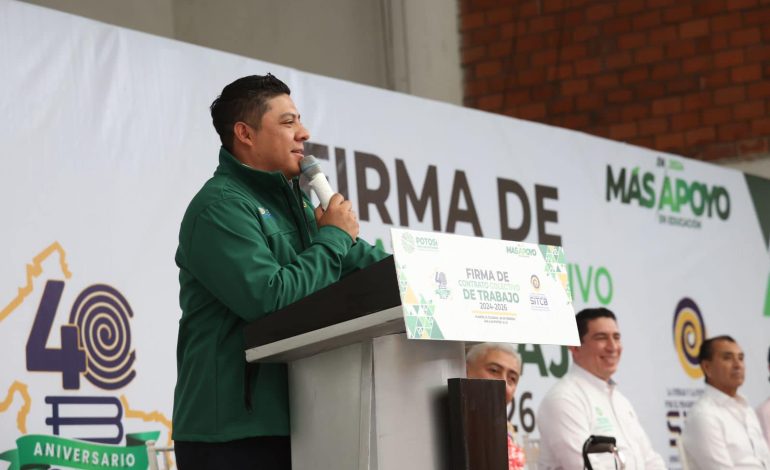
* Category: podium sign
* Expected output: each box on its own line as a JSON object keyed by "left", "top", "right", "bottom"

{"left": 391, "top": 228, "right": 580, "bottom": 346}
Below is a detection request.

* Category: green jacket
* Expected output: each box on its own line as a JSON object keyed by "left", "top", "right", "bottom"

{"left": 173, "top": 147, "right": 387, "bottom": 442}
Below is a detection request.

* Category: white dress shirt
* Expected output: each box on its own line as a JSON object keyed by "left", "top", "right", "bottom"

{"left": 537, "top": 364, "right": 665, "bottom": 470}
{"left": 758, "top": 397, "right": 770, "bottom": 451}
{"left": 683, "top": 384, "right": 770, "bottom": 469}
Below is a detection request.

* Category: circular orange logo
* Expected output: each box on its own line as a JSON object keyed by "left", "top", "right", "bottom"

{"left": 672, "top": 298, "right": 706, "bottom": 379}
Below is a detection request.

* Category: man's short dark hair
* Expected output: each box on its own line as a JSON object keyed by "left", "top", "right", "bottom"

{"left": 210, "top": 74, "right": 291, "bottom": 151}
{"left": 575, "top": 307, "right": 616, "bottom": 342}
{"left": 697, "top": 335, "right": 736, "bottom": 363}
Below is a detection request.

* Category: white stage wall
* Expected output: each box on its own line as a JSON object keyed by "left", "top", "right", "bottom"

{"left": 1, "top": 1, "right": 769, "bottom": 468}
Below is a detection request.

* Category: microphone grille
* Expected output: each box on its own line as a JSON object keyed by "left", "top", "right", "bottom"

{"left": 300, "top": 155, "right": 323, "bottom": 178}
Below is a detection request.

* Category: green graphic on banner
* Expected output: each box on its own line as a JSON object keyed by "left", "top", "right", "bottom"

{"left": 404, "top": 296, "right": 445, "bottom": 339}
{"left": 0, "top": 432, "right": 159, "bottom": 470}
{"left": 538, "top": 245, "right": 573, "bottom": 304}
{"left": 760, "top": 276, "right": 768, "bottom": 314}
{"left": 745, "top": 174, "right": 770, "bottom": 250}
{"left": 396, "top": 262, "right": 445, "bottom": 339}
{"left": 538, "top": 245, "right": 566, "bottom": 277}
{"left": 744, "top": 173, "right": 770, "bottom": 317}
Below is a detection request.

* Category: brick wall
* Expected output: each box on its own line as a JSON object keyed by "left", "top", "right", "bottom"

{"left": 460, "top": 0, "right": 770, "bottom": 160}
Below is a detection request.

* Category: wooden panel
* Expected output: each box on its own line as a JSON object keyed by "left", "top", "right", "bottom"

{"left": 448, "top": 378, "right": 508, "bottom": 470}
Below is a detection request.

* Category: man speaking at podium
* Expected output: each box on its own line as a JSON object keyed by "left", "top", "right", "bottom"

{"left": 172, "top": 74, "right": 387, "bottom": 469}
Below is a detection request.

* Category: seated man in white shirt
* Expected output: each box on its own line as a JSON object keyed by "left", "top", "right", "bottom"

{"left": 537, "top": 307, "right": 665, "bottom": 470}
{"left": 757, "top": 346, "right": 770, "bottom": 450}
{"left": 682, "top": 335, "right": 770, "bottom": 468}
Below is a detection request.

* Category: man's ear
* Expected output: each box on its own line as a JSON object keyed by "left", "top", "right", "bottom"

{"left": 700, "top": 361, "right": 711, "bottom": 380}
{"left": 233, "top": 122, "right": 254, "bottom": 147}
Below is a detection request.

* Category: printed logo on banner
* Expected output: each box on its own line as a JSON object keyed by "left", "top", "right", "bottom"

{"left": 0, "top": 242, "right": 171, "bottom": 470}
{"left": 528, "top": 275, "right": 549, "bottom": 311}
{"left": 415, "top": 235, "right": 439, "bottom": 252}
{"left": 434, "top": 272, "right": 451, "bottom": 300}
{"left": 400, "top": 231, "right": 440, "bottom": 254}
{"left": 664, "top": 297, "right": 707, "bottom": 469}
{"left": 672, "top": 298, "right": 706, "bottom": 379}
{"left": 401, "top": 232, "right": 415, "bottom": 254}
{"left": 506, "top": 245, "right": 538, "bottom": 257}
{"left": 605, "top": 156, "right": 731, "bottom": 229}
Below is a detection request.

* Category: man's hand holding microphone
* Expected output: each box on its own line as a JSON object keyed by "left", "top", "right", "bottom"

{"left": 301, "top": 156, "right": 359, "bottom": 241}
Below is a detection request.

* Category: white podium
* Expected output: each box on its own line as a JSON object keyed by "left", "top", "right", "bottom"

{"left": 244, "top": 257, "right": 466, "bottom": 470}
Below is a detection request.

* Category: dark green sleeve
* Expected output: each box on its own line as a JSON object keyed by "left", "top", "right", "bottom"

{"left": 184, "top": 198, "right": 353, "bottom": 322}
{"left": 340, "top": 237, "right": 390, "bottom": 278}
{"left": 300, "top": 191, "right": 389, "bottom": 278}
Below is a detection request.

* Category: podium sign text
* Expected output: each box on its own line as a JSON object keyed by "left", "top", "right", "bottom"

{"left": 391, "top": 229, "right": 580, "bottom": 346}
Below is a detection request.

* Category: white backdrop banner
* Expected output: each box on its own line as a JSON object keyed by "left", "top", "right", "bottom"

{"left": 1, "top": 1, "right": 769, "bottom": 469}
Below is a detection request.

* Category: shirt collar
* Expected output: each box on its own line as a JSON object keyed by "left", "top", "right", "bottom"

{"left": 571, "top": 363, "right": 617, "bottom": 392}
{"left": 703, "top": 383, "right": 748, "bottom": 407}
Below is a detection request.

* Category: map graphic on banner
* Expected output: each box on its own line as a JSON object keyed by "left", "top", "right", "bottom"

{"left": 0, "top": 242, "right": 172, "bottom": 469}
{"left": 1, "top": 2, "right": 769, "bottom": 469}
{"left": 391, "top": 228, "right": 579, "bottom": 346}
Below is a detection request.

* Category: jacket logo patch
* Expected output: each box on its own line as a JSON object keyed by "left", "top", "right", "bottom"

{"left": 258, "top": 207, "right": 273, "bottom": 218}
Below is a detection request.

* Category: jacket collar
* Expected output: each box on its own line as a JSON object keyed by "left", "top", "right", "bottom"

{"left": 215, "top": 147, "right": 299, "bottom": 191}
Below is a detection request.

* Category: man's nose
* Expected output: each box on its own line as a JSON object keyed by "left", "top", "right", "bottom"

{"left": 297, "top": 123, "right": 310, "bottom": 141}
